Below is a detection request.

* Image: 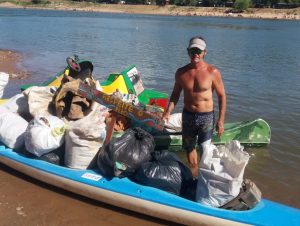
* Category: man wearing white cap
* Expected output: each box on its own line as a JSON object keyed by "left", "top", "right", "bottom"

{"left": 163, "top": 36, "right": 226, "bottom": 177}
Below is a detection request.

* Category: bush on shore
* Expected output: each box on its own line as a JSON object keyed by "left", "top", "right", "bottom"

{"left": 234, "top": 0, "right": 251, "bottom": 11}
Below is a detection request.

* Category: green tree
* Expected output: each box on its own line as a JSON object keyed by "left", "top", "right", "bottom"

{"left": 234, "top": 0, "right": 251, "bottom": 10}
{"left": 32, "top": 0, "right": 42, "bottom": 3}
{"left": 202, "top": 0, "right": 214, "bottom": 6}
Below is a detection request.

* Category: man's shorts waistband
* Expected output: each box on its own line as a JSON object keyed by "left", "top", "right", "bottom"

{"left": 183, "top": 108, "right": 214, "bottom": 115}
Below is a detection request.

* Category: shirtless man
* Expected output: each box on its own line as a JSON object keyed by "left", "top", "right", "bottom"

{"left": 163, "top": 36, "right": 226, "bottom": 177}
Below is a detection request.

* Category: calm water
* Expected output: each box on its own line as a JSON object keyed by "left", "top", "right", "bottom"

{"left": 1, "top": 8, "right": 300, "bottom": 210}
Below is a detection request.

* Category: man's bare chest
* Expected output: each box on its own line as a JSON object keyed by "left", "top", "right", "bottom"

{"left": 181, "top": 73, "right": 212, "bottom": 92}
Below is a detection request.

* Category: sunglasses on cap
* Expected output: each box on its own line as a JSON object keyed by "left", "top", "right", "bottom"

{"left": 187, "top": 48, "right": 203, "bottom": 55}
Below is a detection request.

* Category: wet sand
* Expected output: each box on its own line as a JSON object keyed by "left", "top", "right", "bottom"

{"left": 0, "top": 164, "right": 178, "bottom": 226}
{"left": 0, "top": 49, "right": 29, "bottom": 79}
{"left": 0, "top": 50, "right": 178, "bottom": 226}
{"left": 1, "top": 1, "right": 300, "bottom": 20}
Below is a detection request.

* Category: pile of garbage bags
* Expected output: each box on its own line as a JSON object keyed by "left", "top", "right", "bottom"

{"left": 1, "top": 73, "right": 194, "bottom": 197}
{"left": 0, "top": 73, "right": 108, "bottom": 169}
{"left": 97, "top": 127, "right": 193, "bottom": 197}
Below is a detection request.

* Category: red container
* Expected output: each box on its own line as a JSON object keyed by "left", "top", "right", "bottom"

{"left": 149, "top": 98, "right": 168, "bottom": 111}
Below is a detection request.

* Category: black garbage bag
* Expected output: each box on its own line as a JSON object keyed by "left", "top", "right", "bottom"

{"left": 97, "top": 127, "right": 155, "bottom": 178}
{"left": 133, "top": 150, "right": 193, "bottom": 196}
{"left": 19, "top": 145, "right": 65, "bottom": 166}
{"left": 96, "top": 145, "right": 114, "bottom": 178}
{"left": 181, "top": 178, "right": 198, "bottom": 201}
{"left": 38, "top": 145, "right": 65, "bottom": 166}
{"left": 39, "top": 152, "right": 61, "bottom": 165}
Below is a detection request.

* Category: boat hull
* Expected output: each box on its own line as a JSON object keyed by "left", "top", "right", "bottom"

{"left": 1, "top": 146, "right": 299, "bottom": 226}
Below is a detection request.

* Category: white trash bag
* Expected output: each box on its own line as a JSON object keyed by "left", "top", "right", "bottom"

{"left": 196, "top": 140, "right": 250, "bottom": 207}
{"left": 164, "top": 113, "right": 182, "bottom": 132}
{"left": 23, "top": 86, "right": 57, "bottom": 117}
{"left": 0, "top": 93, "right": 30, "bottom": 117}
{"left": 0, "top": 106, "right": 10, "bottom": 115}
{"left": 0, "top": 111, "right": 28, "bottom": 150}
{"left": 25, "top": 115, "right": 66, "bottom": 157}
{"left": 0, "top": 72, "right": 9, "bottom": 98}
{"left": 64, "top": 103, "right": 107, "bottom": 169}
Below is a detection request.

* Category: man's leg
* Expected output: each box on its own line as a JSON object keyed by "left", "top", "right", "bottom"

{"left": 186, "top": 148, "right": 198, "bottom": 178}
{"left": 196, "top": 111, "right": 215, "bottom": 161}
{"left": 182, "top": 109, "right": 198, "bottom": 178}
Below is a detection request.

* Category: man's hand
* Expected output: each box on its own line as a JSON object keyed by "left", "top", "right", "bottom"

{"left": 162, "top": 111, "right": 171, "bottom": 123}
{"left": 216, "top": 120, "right": 224, "bottom": 137}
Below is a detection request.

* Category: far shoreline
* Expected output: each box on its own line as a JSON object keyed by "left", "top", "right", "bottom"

{"left": 0, "top": 1, "right": 300, "bottom": 20}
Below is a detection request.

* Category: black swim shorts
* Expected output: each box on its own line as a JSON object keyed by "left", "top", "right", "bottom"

{"left": 182, "top": 109, "right": 214, "bottom": 153}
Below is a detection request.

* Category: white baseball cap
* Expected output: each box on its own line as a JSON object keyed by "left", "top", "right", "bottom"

{"left": 188, "top": 37, "right": 206, "bottom": 50}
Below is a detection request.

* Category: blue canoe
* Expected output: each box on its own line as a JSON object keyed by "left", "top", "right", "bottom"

{"left": 0, "top": 145, "right": 299, "bottom": 226}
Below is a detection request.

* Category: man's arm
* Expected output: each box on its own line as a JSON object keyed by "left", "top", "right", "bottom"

{"left": 212, "top": 69, "right": 226, "bottom": 136}
{"left": 163, "top": 73, "right": 182, "bottom": 121}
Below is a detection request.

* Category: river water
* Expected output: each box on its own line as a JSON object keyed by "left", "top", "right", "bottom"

{"left": 0, "top": 8, "right": 300, "bottom": 225}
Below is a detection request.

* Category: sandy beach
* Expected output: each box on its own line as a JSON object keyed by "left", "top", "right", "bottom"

{"left": 1, "top": 1, "right": 300, "bottom": 20}
{"left": 0, "top": 164, "right": 176, "bottom": 226}
{"left": 0, "top": 49, "right": 29, "bottom": 79}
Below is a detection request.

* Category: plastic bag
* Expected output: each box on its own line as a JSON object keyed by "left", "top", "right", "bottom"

{"left": 25, "top": 115, "right": 66, "bottom": 157}
{"left": 23, "top": 86, "right": 57, "bottom": 117}
{"left": 0, "top": 111, "right": 28, "bottom": 150}
{"left": 65, "top": 103, "right": 107, "bottom": 169}
{"left": 37, "top": 145, "right": 65, "bottom": 166}
{"left": 163, "top": 113, "right": 182, "bottom": 132}
{"left": 133, "top": 150, "right": 193, "bottom": 195}
{"left": 0, "top": 72, "right": 9, "bottom": 98}
{"left": 196, "top": 140, "right": 250, "bottom": 207}
{"left": 97, "top": 127, "right": 155, "bottom": 178}
{"left": 0, "top": 93, "right": 30, "bottom": 119}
